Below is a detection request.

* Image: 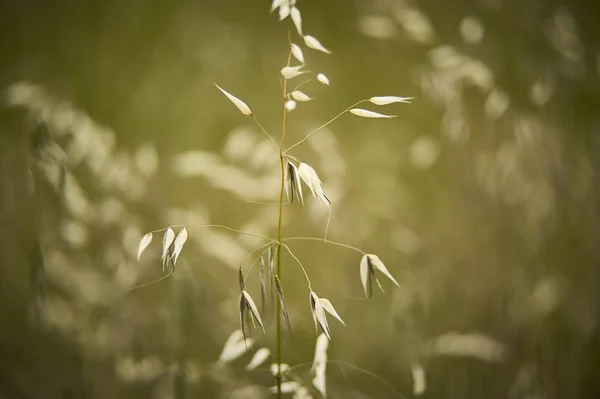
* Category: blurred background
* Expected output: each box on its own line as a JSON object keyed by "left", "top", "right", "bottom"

{"left": 1, "top": 0, "right": 599, "bottom": 398}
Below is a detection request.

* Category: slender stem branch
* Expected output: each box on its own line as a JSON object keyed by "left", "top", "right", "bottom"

{"left": 149, "top": 224, "right": 272, "bottom": 242}
{"left": 281, "top": 244, "right": 312, "bottom": 289}
{"left": 281, "top": 236, "right": 366, "bottom": 255}
{"left": 284, "top": 99, "right": 367, "bottom": 153}
{"left": 290, "top": 77, "right": 314, "bottom": 93}
{"left": 324, "top": 204, "right": 332, "bottom": 241}
{"left": 276, "top": 38, "right": 293, "bottom": 399}
{"left": 253, "top": 115, "right": 279, "bottom": 150}
{"left": 129, "top": 253, "right": 176, "bottom": 290}
{"left": 283, "top": 153, "right": 301, "bottom": 163}
{"left": 129, "top": 267, "right": 175, "bottom": 290}
{"left": 284, "top": 360, "right": 408, "bottom": 399}
{"left": 245, "top": 199, "right": 292, "bottom": 206}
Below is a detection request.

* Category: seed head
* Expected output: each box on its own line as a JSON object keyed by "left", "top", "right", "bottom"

{"left": 291, "top": 43, "right": 305, "bottom": 63}
{"left": 170, "top": 228, "right": 188, "bottom": 265}
{"left": 281, "top": 65, "right": 308, "bottom": 79}
{"left": 290, "top": 7, "right": 303, "bottom": 35}
{"left": 350, "top": 108, "right": 396, "bottom": 118}
{"left": 303, "top": 35, "right": 331, "bottom": 54}
{"left": 137, "top": 232, "right": 153, "bottom": 261}
{"left": 317, "top": 73, "right": 330, "bottom": 85}
{"left": 309, "top": 291, "right": 344, "bottom": 340}
{"left": 360, "top": 254, "right": 400, "bottom": 297}
{"left": 291, "top": 90, "right": 312, "bottom": 102}
{"left": 370, "top": 96, "right": 414, "bottom": 105}
{"left": 285, "top": 100, "right": 297, "bottom": 112}
{"left": 214, "top": 83, "right": 253, "bottom": 116}
{"left": 298, "top": 162, "right": 330, "bottom": 206}
{"left": 284, "top": 161, "right": 304, "bottom": 204}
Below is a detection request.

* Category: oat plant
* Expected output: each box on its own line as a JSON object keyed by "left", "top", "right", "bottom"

{"left": 137, "top": 1, "right": 412, "bottom": 397}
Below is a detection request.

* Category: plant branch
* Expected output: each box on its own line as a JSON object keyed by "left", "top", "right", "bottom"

{"left": 281, "top": 236, "right": 366, "bottom": 255}
{"left": 284, "top": 99, "right": 367, "bottom": 153}
{"left": 149, "top": 224, "right": 272, "bottom": 242}
{"left": 281, "top": 244, "right": 312, "bottom": 289}
{"left": 253, "top": 115, "right": 279, "bottom": 150}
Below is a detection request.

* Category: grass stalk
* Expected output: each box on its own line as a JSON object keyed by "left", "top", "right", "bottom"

{"left": 275, "top": 42, "right": 293, "bottom": 399}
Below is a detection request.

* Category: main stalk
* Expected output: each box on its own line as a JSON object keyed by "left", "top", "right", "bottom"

{"left": 275, "top": 46, "right": 292, "bottom": 399}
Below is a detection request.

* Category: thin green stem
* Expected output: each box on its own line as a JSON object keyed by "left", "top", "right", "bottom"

{"left": 245, "top": 199, "right": 292, "bottom": 206}
{"left": 129, "top": 266, "right": 175, "bottom": 290}
{"left": 283, "top": 153, "right": 301, "bottom": 163}
{"left": 324, "top": 204, "right": 332, "bottom": 241}
{"left": 252, "top": 115, "right": 279, "bottom": 150}
{"left": 290, "top": 77, "right": 314, "bottom": 93}
{"left": 281, "top": 236, "right": 366, "bottom": 255}
{"left": 148, "top": 224, "right": 272, "bottom": 242}
{"left": 284, "top": 359, "right": 408, "bottom": 399}
{"left": 283, "top": 99, "right": 367, "bottom": 153}
{"left": 275, "top": 38, "right": 293, "bottom": 399}
{"left": 281, "top": 244, "right": 312, "bottom": 289}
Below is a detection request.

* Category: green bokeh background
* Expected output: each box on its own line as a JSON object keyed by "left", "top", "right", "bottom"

{"left": 1, "top": 0, "right": 599, "bottom": 398}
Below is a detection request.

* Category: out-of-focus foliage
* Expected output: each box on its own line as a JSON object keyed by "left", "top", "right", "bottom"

{"left": 1, "top": 0, "right": 599, "bottom": 398}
